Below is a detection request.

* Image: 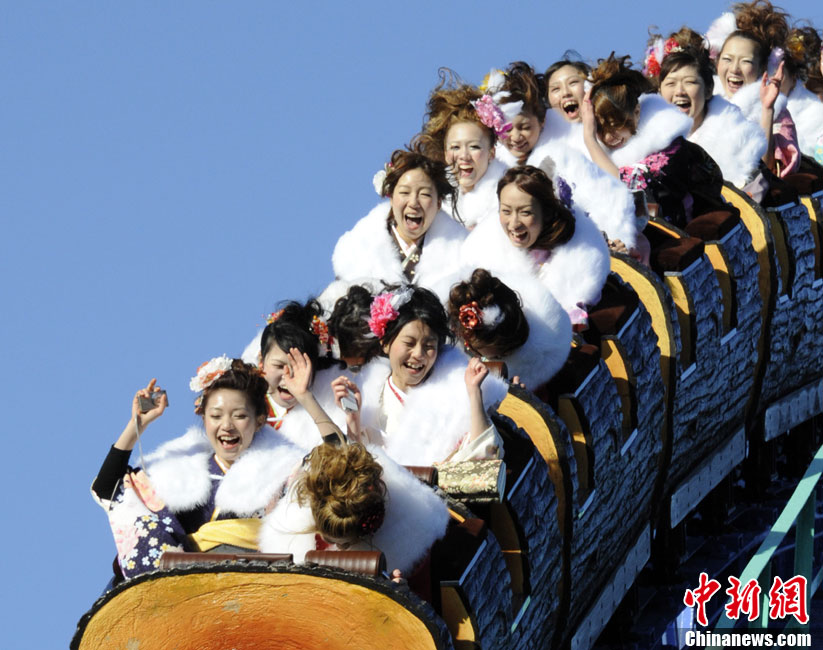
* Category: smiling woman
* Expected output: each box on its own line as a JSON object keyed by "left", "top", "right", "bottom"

{"left": 90, "top": 358, "right": 305, "bottom": 582}
{"left": 332, "top": 148, "right": 467, "bottom": 301}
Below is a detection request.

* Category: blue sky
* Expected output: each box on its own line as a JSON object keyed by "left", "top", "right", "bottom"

{"left": 3, "top": 2, "right": 820, "bottom": 646}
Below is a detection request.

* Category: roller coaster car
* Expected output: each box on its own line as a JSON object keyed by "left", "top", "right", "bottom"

{"left": 74, "top": 159, "right": 823, "bottom": 650}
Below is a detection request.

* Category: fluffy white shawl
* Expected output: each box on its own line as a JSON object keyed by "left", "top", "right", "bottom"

{"left": 716, "top": 77, "right": 789, "bottom": 123}
{"left": 498, "top": 270, "right": 572, "bottom": 390}
{"left": 442, "top": 158, "right": 508, "bottom": 230}
{"left": 496, "top": 112, "right": 638, "bottom": 246}
{"left": 461, "top": 203, "right": 609, "bottom": 313}
{"left": 355, "top": 345, "right": 509, "bottom": 466}
{"left": 139, "top": 425, "right": 304, "bottom": 516}
{"left": 258, "top": 447, "right": 450, "bottom": 574}
{"left": 786, "top": 83, "right": 823, "bottom": 159}
{"left": 332, "top": 202, "right": 468, "bottom": 302}
{"left": 606, "top": 93, "right": 693, "bottom": 168}
{"left": 689, "top": 94, "right": 767, "bottom": 187}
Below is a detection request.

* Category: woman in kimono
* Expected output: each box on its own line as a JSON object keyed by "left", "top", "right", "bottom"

{"left": 462, "top": 164, "right": 610, "bottom": 331}
{"left": 490, "top": 61, "right": 640, "bottom": 252}
{"left": 259, "top": 441, "right": 450, "bottom": 581}
{"left": 413, "top": 78, "right": 512, "bottom": 230}
{"left": 330, "top": 285, "right": 509, "bottom": 466}
{"left": 332, "top": 148, "right": 466, "bottom": 301}
{"left": 92, "top": 358, "right": 309, "bottom": 580}
{"left": 653, "top": 29, "right": 767, "bottom": 193}
{"left": 583, "top": 54, "right": 729, "bottom": 229}
{"left": 447, "top": 267, "right": 571, "bottom": 391}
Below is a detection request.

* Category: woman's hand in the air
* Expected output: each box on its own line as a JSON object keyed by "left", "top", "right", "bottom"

{"left": 331, "top": 376, "right": 362, "bottom": 441}
{"left": 282, "top": 348, "right": 314, "bottom": 403}
{"left": 131, "top": 378, "right": 168, "bottom": 428}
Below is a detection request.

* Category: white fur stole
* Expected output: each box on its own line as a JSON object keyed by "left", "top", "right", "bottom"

{"left": 690, "top": 94, "right": 767, "bottom": 187}
{"left": 495, "top": 118, "right": 638, "bottom": 246}
{"left": 443, "top": 158, "right": 508, "bottom": 230}
{"left": 332, "top": 202, "right": 467, "bottom": 302}
{"left": 356, "top": 345, "right": 509, "bottom": 466}
{"left": 461, "top": 205, "right": 609, "bottom": 312}
{"left": 258, "top": 447, "right": 450, "bottom": 574}
{"left": 786, "top": 84, "right": 823, "bottom": 159}
{"left": 607, "top": 94, "right": 693, "bottom": 168}
{"left": 141, "top": 425, "right": 304, "bottom": 516}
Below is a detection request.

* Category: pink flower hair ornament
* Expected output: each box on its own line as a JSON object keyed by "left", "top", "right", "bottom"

{"left": 476, "top": 70, "right": 524, "bottom": 139}
{"left": 367, "top": 288, "right": 414, "bottom": 339}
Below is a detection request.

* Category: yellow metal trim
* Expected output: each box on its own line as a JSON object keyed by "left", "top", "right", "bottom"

{"left": 441, "top": 586, "right": 479, "bottom": 646}
{"left": 609, "top": 255, "right": 674, "bottom": 447}
{"left": 664, "top": 274, "right": 695, "bottom": 368}
{"left": 765, "top": 210, "right": 791, "bottom": 296}
{"left": 800, "top": 196, "right": 822, "bottom": 279}
{"left": 601, "top": 336, "right": 637, "bottom": 442}
{"left": 558, "top": 396, "right": 592, "bottom": 506}
{"left": 497, "top": 393, "right": 568, "bottom": 533}
{"left": 702, "top": 242, "right": 734, "bottom": 333}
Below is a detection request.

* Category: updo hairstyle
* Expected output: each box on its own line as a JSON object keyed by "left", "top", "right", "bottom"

{"left": 589, "top": 53, "right": 654, "bottom": 137}
{"left": 724, "top": 0, "right": 790, "bottom": 74}
{"left": 497, "top": 165, "right": 576, "bottom": 252}
{"left": 328, "top": 284, "right": 382, "bottom": 366}
{"left": 413, "top": 69, "right": 496, "bottom": 163}
{"left": 379, "top": 285, "right": 453, "bottom": 351}
{"left": 657, "top": 28, "right": 715, "bottom": 98}
{"left": 261, "top": 299, "right": 338, "bottom": 372}
{"left": 196, "top": 359, "right": 269, "bottom": 418}
{"left": 448, "top": 268, "right": 530, "bottom": 357}
{"left": 786, "top": 25, "right": 822, "bottom": 89}
{"left": 380, "top": 148, "right": 456, "bottom": 207}
{"left": 297, "top": 442, "right": 387, "bottom": 541}
{"left": 497, "top": 61, "right": 548, "bottom": 122}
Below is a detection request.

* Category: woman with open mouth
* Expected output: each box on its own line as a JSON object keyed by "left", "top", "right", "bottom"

{"left": 332, "top": 148, "right": 466, "bottom": 302}
{"left": 583, "top": 53, "right": 729, "bottom": 230}
{"left": 91, "top": 358, "right": 306, "bottom": 581}
{"left": 654, "top": 28, "right": 767, "bottom": 193}
{"left": 707, "top": 2, "right": 800, "bottom": 178}
{"left": 491, "top": 61, "right": 641, "bottom": 257}
{"left": 333, "top": 285, "right": 508, "bottom": 466}
{"left": 546, "top": 58, "right": 590, "bottom": 125}
{"left": 413, "top": 76, "right": 510, "bottom": 230}
{"left": 461, "top": 164, "right": 609, "bottom": 333}
{"left": 257, "top": 299, "right": 350, "bottom": 451}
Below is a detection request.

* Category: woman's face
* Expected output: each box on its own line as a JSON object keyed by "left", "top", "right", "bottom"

{"left": 502, "top": 112, "right": 542, "bottom": 159}
{"left": 660, "top": 64, "right": 707, "bottom": 126}
{"left": 203, "top": 388, "right": 264, "bottom": 466}
{"left": 499, "top": 182, "right": 543, "bottom": 250}
{"left": 598, "top": 105, "right": 640, "bottom": 150}
{"left": 390, "top": 168, "right": 440, "bottom": 245}
{"left": 717, "top": 36, "right": 760, "bottom": 96}
{"left": 445, "top": 121, "right": 494, "bottom": 193}
{"left": 383, "top": 319, "right": 439, "bottom": 392}
{"left": 547, "top": 65, "right": 587, "bottom": 122}
{"left": 262, "top": 343, "right": 307, "bottom": 409}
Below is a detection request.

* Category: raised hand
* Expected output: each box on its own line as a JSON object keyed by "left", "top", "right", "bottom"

{"left": 760, "top": 60, "right": 784, "bottom": 111}
{"left": 131, "top": 378, "right": 168, "bottom": 428}
{"left": 331, "top": 375, "right": 362, "bottom": 441}
{"left": 465, "top": 356, "right": 490, "bottom": 392}
{"left": 282, "top": 348, "right": 314, "bottom": 402}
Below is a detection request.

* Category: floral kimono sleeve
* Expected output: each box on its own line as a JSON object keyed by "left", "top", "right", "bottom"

{"left": 99, "top": 469, "right": 190, "bottom": 579}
